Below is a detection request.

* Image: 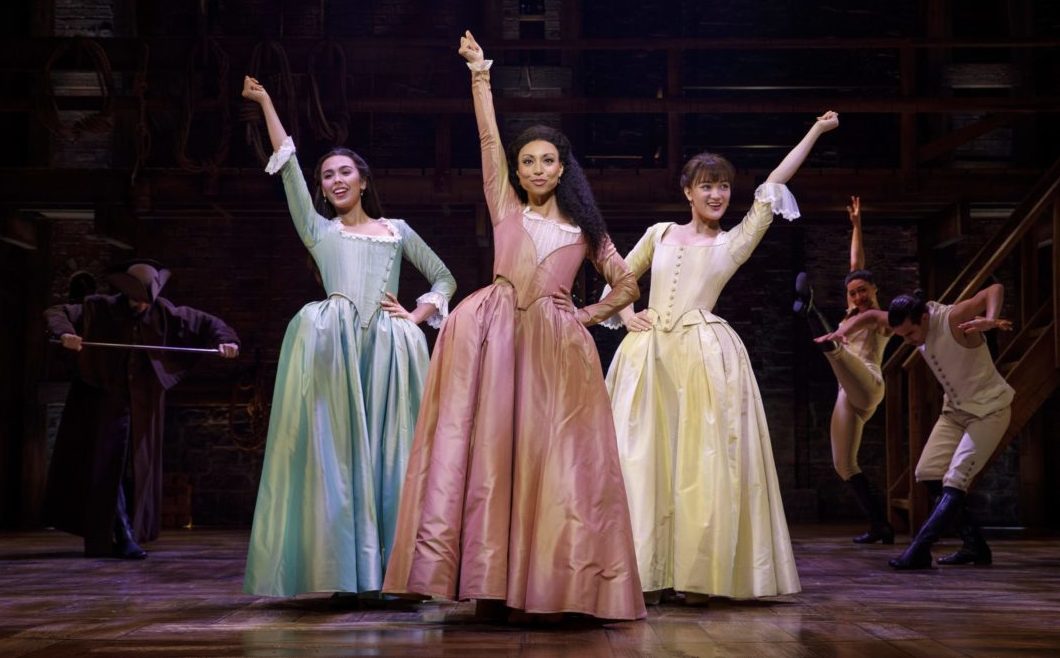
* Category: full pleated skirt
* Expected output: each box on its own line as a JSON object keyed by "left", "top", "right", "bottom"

{"left": 384, "top": 284, "right": 646, "bottom": 620}
{"left": 606, "top": 315, "right": 800, "bottom": 599}
{"left": 244, "top": 297, "right": 428, "bottom": 597}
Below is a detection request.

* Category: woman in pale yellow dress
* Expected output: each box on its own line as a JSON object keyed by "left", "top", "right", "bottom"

{"left": 603, "top": 113, "right": 838, "bottom": 603}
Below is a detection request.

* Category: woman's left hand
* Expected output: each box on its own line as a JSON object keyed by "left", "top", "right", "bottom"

{"left": 381, "top": 292, "right": 415, "bottom": 322}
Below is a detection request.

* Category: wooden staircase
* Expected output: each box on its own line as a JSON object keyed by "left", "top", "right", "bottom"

{"left": 883, "top": 157, "right": 1060, "bottom": 533}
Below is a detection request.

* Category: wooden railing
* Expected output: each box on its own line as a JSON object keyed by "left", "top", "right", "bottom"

{"left": 883, "top": 157, "right": 1060, "bottom": 533}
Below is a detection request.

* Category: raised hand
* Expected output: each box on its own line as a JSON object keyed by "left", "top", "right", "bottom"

{"left": 847, "top": 195, "right": 861, "bottom": 226}
{"left": 242, "top": 75, "right": 269, "bottom": 105}
{"left": 957, "top": 316, "right": 1013, "bottom": 335}
{"left": 815, "top": 110, "right": 839, "bottom": 133}
{"left": 458, "top": 30, "right": 485, "bottom": 64}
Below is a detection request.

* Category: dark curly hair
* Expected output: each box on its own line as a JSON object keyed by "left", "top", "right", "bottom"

{"left": 506, "top": 125, "right": 609, "bottom": 257}
{"left": 311, "top": 147, "right": 384, "bottom": 220}
{"left": 887, "top": 289, "right": 928, "bottom": 327}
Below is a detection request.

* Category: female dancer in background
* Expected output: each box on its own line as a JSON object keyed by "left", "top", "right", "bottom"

{"left": 796, "top": 196, "right": 895, "bottom": 545}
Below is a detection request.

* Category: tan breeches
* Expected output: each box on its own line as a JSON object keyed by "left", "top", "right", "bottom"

{"left": 915, "top": 402, "right": 1011, "bottom": 492}
{"left": 825, "top": 348, "right": 885, "bottom": 481}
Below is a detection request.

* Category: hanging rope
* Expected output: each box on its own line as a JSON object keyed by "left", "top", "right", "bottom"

{"left": 174, "top": 38, "right": 231, "bottom": 174}
{"left": 130, "top": 43, "right": 152, "bottom": 186}
{"left": 306, "top": 40, "right": 350, "bottom": 145}
{"left": 35, "top": 37, "right": 115, "bottom": 142}
{"left": 242, "top": 40, "right": 298, "bottom": 166}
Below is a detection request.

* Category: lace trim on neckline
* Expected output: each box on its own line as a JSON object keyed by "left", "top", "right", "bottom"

{"left": 331, "top": 218, "right": 400, "bottom": 243}
{"left": 522, "top": 207, "right": 582, "bottom": 233}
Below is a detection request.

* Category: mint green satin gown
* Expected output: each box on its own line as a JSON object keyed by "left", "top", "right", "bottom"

{"left": 245, "top": 147, "right": 456, "bottom": 597}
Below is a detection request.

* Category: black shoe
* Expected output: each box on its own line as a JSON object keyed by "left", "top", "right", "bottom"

{"left": 113, "top": 488, "right": 147, "bottom": 560}
{"left": 937, "top": 514, "right": 992, "bottom": 565}
{"left": 793, "top": 272, "right": 836, "bottom": 350}
{"left": 847, "top": 473, "right": 894, "bottom": 544}
{"left": 853, "top": 525, "right": 895, "bottom": 545}
{"left": 793, "top": 271, "right": 814, "bottom": 316}
{"left": 890, "top": 487, "right": 965, "bottom": 570}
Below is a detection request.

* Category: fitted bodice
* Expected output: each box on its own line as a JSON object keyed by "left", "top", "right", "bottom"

{"left": 616, "top": 184, "right": 796, "bottom": 332}
{"left": 270, "top": 148, "right": 455, "bottom": 328}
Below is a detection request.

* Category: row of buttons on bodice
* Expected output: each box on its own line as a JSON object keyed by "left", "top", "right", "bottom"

{"left": 660, "top": 245, "right": 685, "bottom": 329}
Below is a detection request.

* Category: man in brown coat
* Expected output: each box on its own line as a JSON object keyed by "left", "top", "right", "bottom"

{"left": 44, "top": 260, "right": 239, "bottom": 558}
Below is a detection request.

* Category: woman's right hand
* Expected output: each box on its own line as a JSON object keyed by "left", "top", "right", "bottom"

{"left": 459, "top": 30, "right": 485, "bottom": 64}
{"left": 625, "top": 310, "right": 654, "bottom": 332}
{"left": 847, "top": 195, "right": 861, "bottom": 226}
{"left": 242, "top": 75, "right": 269, "bottom": 105}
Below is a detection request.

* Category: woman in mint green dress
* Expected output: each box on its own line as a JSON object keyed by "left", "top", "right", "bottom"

{"left": 241, "top": 76, "right": 456, "bottom": 597}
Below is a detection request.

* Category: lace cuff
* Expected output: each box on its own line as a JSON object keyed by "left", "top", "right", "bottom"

{"left": 754, "top": 182, "right": 800, "bottom": 221}
{"left": 466, "top": 60, "right": 493, "bottom": 72}
{"left": 597, "top": 284, "right": 626, "bottom": 330}
{"left": 416, "top": 291, "right": 450, "bottom": 329}
{"left": 265, "top": 136, "right": 296, "bottom": 175}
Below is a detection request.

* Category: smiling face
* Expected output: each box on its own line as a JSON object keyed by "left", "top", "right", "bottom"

{"left": 846, "top": 277, "right": 879, "bottom": 312}
{"left": 515, "top": 139, "right": 564, "bottom": 200}
{"left": 684, "top": 177, "right": 732, "bottom": 223}
{"left": 319, "top": 155, "right": 365, "bottom": 213}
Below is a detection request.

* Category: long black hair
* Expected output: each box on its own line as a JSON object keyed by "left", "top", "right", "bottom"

{"left": 887, "top": 289, "right": 928, "bottom": 327}
{"left": 505, "top": 125, "right": 609, "bottom": 257}
{"left": 311, "top": 147, "right": 384, "bottom": 219}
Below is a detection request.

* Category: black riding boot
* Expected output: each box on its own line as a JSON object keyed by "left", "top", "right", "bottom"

{"left": 113, "top": 487, "right": 147, "bottom": 560}
{"left": 937, "top": 504, "right": 992, "bottom": 565}
{"left": 846, "top": 473, "right": 895, "bottom": 544}
{"left": 889, "top": 486, "right": 965, "bottom": 570}
{"left": 793, "top": 272, "right": 837, "bottom": 352}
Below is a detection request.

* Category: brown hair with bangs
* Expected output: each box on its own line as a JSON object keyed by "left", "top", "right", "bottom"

{"left": 679, "top": 152, "right": 736, "bottom": 191}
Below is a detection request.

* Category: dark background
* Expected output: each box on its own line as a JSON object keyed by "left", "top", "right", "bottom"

{"left": 2, "top": 0, "right": 1057, "bottom": 533}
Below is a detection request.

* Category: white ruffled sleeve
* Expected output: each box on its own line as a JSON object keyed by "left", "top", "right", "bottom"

{"left": 754, "top": 182, "right": 800, "bottom": 221}
{"left": 265, "top": 136, "right": 296, "bottom": 175}
{"left": 415, "top": 291, "right": 450, "bottom": 329}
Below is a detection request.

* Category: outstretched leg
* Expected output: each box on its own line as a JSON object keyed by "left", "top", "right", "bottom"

{"left": 794, "top": 272, "right": 836, "bottom": 351}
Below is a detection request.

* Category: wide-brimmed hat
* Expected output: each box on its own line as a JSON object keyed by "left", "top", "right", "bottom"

{"left": 105, "top": 258, "right": 171, "bottom": 303}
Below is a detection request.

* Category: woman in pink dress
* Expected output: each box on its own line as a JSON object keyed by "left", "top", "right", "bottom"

{"left": 383, "top": 31, "right": 646, "bottom": 622}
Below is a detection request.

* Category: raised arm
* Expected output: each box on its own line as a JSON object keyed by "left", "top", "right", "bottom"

{"left": 242, "top": 76, "right": 288, "bottom": 153}
{"left": 459, "top": 30, "right": 518, "bottom": 224}
{"left": 848, "top": 195, "right": 864, "bottom": 271}
{"left": 950, "top": 283, "right": 1013, "bottom": 336}
{"left": 765, "top": 111, "right": 839, "bottom": 184}
{"left": 243, "top": 76, "right": 326, "bottom": 247}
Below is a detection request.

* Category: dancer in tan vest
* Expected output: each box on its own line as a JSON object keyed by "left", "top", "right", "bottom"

{"left": 886, "top": 284, "right": 1013, "bottom": 569}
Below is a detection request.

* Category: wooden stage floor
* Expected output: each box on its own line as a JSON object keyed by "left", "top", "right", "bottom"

{"left": 2, "top": 526, "right": 1059, "bottom": 657}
